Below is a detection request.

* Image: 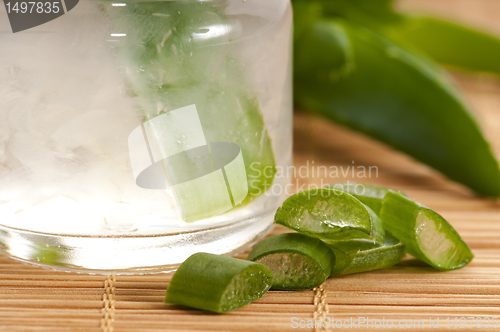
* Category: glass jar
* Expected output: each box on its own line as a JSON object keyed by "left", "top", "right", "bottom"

{"left": 0, "top": 0, "right": 292, "bottom": 272}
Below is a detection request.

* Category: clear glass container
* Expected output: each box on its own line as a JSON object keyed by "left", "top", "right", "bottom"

{"left": 0, "top": 0, "right": 293, "bottom": 272}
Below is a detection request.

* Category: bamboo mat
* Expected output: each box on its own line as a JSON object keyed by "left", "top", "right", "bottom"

{"left": 2, "top": 75, "right": 500, "bottom": 332}
{"left": 2, "top": 2, "right": 500, "bottom": 331}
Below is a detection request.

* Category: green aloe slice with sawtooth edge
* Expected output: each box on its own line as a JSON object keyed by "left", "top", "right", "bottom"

{"left": 247, "top": 233, "right": 334, "bottom": 290}
{"left": 380, "top": 190, "right": 473, "bottom": 270}
{"left": 274, "top": 188, "right": 385, "bottom": 243}
{"left": 101, "top": 1, "right": 276, "bottom": 219}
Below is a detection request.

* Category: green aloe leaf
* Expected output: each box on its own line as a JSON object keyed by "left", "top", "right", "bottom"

{"left": 293, "top": 17, "right": 500, "bottom": 197}
{"left": 305, "top": 0, "right": 500, "bottom": 76}
{"left": 385, "top": 15, "right": 500, "bottom": 75}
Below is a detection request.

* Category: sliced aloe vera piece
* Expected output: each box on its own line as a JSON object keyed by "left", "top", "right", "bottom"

{"left": 327, "top": 183, "right": 408, "bottom": 214}
{"left": 328, "top": 247, "right": 353, "bottom": 276}
{"left": 103, "top": 1, "right": 276, "bottom": 211}
{"left": 323, "top": 232, "right": 386, "bottom": 274}
{"left": 340, "top": 234, "right": 405, "bottom": 275}
{"left": 324, "top": 237, "right": 383, "bottom": 252}
{"left": 275, "top": 188, "right": 385, "bottom": 244}
{"left": 165, "top": 253, "right": 272, "bottom": 313}
{"left": 325, "top": 234, "right": 404, "bottom": 276}
{"left": 380, "top": 191, "right": 473, "bottom": 270}
{"left": 247, "top": 233, "right": 334, "bottom": 290}
{"left": 326, "top": 238, "right": 382, "bottom": 276}
{"left": 326, "top": 234, "right": 405, "bottom": 276}
{"left": 326, "top": 183, "right": 399, "bottom": 214}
